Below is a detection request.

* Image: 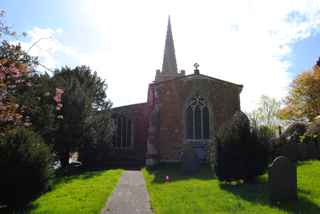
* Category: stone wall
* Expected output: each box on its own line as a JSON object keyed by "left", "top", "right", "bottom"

{"left": 155, "top": 74, "right": 242, "bottom": 161}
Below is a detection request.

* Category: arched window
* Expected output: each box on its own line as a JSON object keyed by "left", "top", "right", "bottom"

{"left": 185, "top": 96, "right": 210, "bottom": 141}
{"left": 112, "top": 115, "right": 133, "bottom": 149}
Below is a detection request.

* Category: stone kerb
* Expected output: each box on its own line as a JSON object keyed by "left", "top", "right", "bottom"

{"left": 269, "top": 156, "right": 297, "bottom": 202}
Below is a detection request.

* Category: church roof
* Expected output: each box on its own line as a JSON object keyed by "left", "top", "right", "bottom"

{"left": 112, "top": 102, "right": 147, "bottom": 111}
{"left": 152, "top": 73, "right": 243, "bottom": 91}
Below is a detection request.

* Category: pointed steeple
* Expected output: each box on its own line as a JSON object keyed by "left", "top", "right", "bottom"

{"left": 162, "top": 16, "right": 178, "bottom": 73}
{"left": 155, "top": 16, "right": 184, "bottom": 82}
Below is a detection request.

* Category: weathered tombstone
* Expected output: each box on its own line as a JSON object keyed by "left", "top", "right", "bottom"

{"left": 269, "top": 156, "right": 297, "bottom": 202}
{"left": 181, "top": 145, "right": 200, "bottom": 175}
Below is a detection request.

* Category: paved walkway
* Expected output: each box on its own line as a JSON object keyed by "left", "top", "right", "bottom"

{"left": 101, "top": 170, "right": 153, "bottom": 214}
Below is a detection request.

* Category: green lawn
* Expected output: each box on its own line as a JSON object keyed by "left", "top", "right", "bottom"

{"left": 143, "top": 161, "right": 320, "bottom": 214}
{"left": 15, "top": 169, "right": 122, "bottom": 214}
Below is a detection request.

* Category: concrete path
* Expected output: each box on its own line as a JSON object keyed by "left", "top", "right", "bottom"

{"left": 101, "top": 170, "right": 153, "bottom": 214}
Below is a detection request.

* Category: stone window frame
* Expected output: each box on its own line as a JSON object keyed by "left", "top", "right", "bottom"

{"left": 183, "top": 95, "right": 213, "bottom": 145}
{"left": 112, "top": 114, "right": 134, "bottom": 150}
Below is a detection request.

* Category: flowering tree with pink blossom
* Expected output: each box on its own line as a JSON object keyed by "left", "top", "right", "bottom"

{"left": 0, "top": 42, "right": 37, "bottom": 134}
{"left": 0, "top": 11, "right": 113, "bottom": 170}
{"left": 0, "top": 10, "right": 64, "bottom": 134}
{"left": 0, "top": 11, "right": 56, "bottom": 207}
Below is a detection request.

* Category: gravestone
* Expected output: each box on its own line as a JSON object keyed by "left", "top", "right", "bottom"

{"left": 181, "top": 145, "right": 200, "bottom": 175}
{"left": 269, "top": 156, "right": 297, "bottom": 202}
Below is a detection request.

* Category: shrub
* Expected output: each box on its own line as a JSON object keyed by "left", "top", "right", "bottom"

{"left": 280, "top": 122, "right": 307, "bottom": 143}
{"left": 257, "top": 125, "right": 276, "bottom": 140}
{"left": 273, "top": 122, "right": 316, "bottom": 161}
{"left": 0, "top": 128, "right": 53, "bottom": 207}
{"left": 214, "top": 111, "right": 269, "bottom": 182}
{"left": 303, "top": 118, "right": 320, "bottom": 159}
{"left": 306, "top": 118, "right": 320, "bottom": 140}
{"left": 78, "top": 142, "right": 112, "bottom": 169}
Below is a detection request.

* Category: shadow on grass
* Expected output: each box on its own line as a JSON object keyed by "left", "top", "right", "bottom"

{"left": 0, "top": 168, "right": 117, "bottom": 214}
{"left": 0, "top": 203, "right": 39, "bottom": 214}
{"left": 296, "top": 161, "right": 314, "bottom": 167}
{"left": 146, "top": 163, "right": 214, "bottom": 183}
{"left": 52, "top": 168, "right": 106, "bottom": 186}
{"left": 220, "top": 178, "right": 320, "bottom": 214}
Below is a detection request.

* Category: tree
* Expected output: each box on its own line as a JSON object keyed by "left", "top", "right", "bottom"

{"left": 214, "top": 111, "right": 269, "bottom": 182}
{"left": 0, "top": 42, "right": 38, "bottom": 134}
{"left": 51, "top": 66, "right": 113, "bottom": 168}
{"left": 0, "top": 128, "right": 52, "bottom": 207}
{"left": 279, "top": 58, "right": 320, "bottom": 121}
{"left": 0, "top": 10, "right": 113, "bottom": 170}
{"left": 247, "top": 95, "right": 282, "bottom": 131}
{"left": 78, "top": 109, "right": 114, "bottom": 168}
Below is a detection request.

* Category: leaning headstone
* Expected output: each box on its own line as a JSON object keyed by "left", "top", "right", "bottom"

{"left": 269, "top": 156, "right": 297, "bottom": 202}
{"left": 181, "top": 145, "right": 200, "bottom": 175}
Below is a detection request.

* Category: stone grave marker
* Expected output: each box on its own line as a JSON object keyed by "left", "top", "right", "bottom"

{"left": 181, "top": 145, "right": 200, "bottom": 175}
{"left": 269, "top": 156, "right": 297, "bottom": 202}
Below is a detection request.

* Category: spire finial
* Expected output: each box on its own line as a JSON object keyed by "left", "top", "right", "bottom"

{"left": 161, "top": 15, "right": 178, "bottom": 74}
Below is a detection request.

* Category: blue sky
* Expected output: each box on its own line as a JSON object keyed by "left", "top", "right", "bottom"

{"left": 1, "top": 0, "right": 320, "bottom": 111}
{"left": 290, "top": 35, "right": 320, "bottom": 76}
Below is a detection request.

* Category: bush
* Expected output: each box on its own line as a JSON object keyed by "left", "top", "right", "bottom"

{"left": 257, "top": 125, "right": 276, "bottom": 140}
{"left": 280, "top": 122, "right": 307, "bottom": 143}
{"left": 273, "top": 122, "right": 318, "bottom": 161}
{"left": 303, "top": 118, "right": 320, "bottom": 159}
{"left": 0, "top": 128, "right": 53, "bottom": 207}
{"left": 306, "top": 118, "right": 320, "bottom": 140}
{"left": 78, "top": 142, "right": 112, "bottom": 169}
{"left": 214, "top": 111, "right": 268, "bottom": 182}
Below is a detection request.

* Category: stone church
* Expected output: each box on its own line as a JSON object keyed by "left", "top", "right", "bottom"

{"left": 111, "top": 18, "right": 243, "bottom": 166}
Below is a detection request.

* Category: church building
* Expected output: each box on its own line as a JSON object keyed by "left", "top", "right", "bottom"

{"left": 111, "top": 18, "right": 243, "bottom": 166}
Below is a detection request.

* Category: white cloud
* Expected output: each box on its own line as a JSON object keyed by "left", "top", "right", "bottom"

{"left": 17, "top": 0, "right": 320, "bottom": 111}
{"left": 17, "top": 27, "right": 63, "bottom": 70}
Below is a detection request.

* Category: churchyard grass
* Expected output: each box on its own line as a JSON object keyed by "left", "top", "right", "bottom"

{"left": 143, "top": 161, "right": 320, "bottom": 214}
{"left": 2, "top": 169, "right": 123, "bottom": 214}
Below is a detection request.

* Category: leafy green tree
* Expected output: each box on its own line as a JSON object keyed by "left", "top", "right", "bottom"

{"left": 79, "top": 109, "right": 114, "bottom": 168}
{"left": 26, "top": 74, "right": 57, "bottom": 142}
{"left": 214, "top": 111, "right": 269, "bottom": 182}
{"left": 0, "top": 10, "right": 113, "bottom": 170}
{"left": 51, "top": 66, "right": 113, "bottom": 168}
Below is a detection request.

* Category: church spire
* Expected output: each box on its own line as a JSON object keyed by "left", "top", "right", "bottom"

{"left": 162, "top": 16, "right": 178, "bottom": 73}
{"left": 155, "top": 16, "right": 184, "bottom": 82}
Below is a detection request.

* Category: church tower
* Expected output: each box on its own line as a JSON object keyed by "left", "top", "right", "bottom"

{"left": 155, "top": 16, "right": 185, "bottom": 82}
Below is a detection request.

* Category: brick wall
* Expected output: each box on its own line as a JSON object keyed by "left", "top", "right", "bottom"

{"left": 155, "top": 74, "right": 242, "bottom": 161}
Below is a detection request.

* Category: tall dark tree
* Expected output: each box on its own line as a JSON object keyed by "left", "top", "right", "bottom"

{"left": 51, "top": 66, "right": 113, "bottom": 168}
{"left": 214, "top": 111, "right": 269, "bottom": 182}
